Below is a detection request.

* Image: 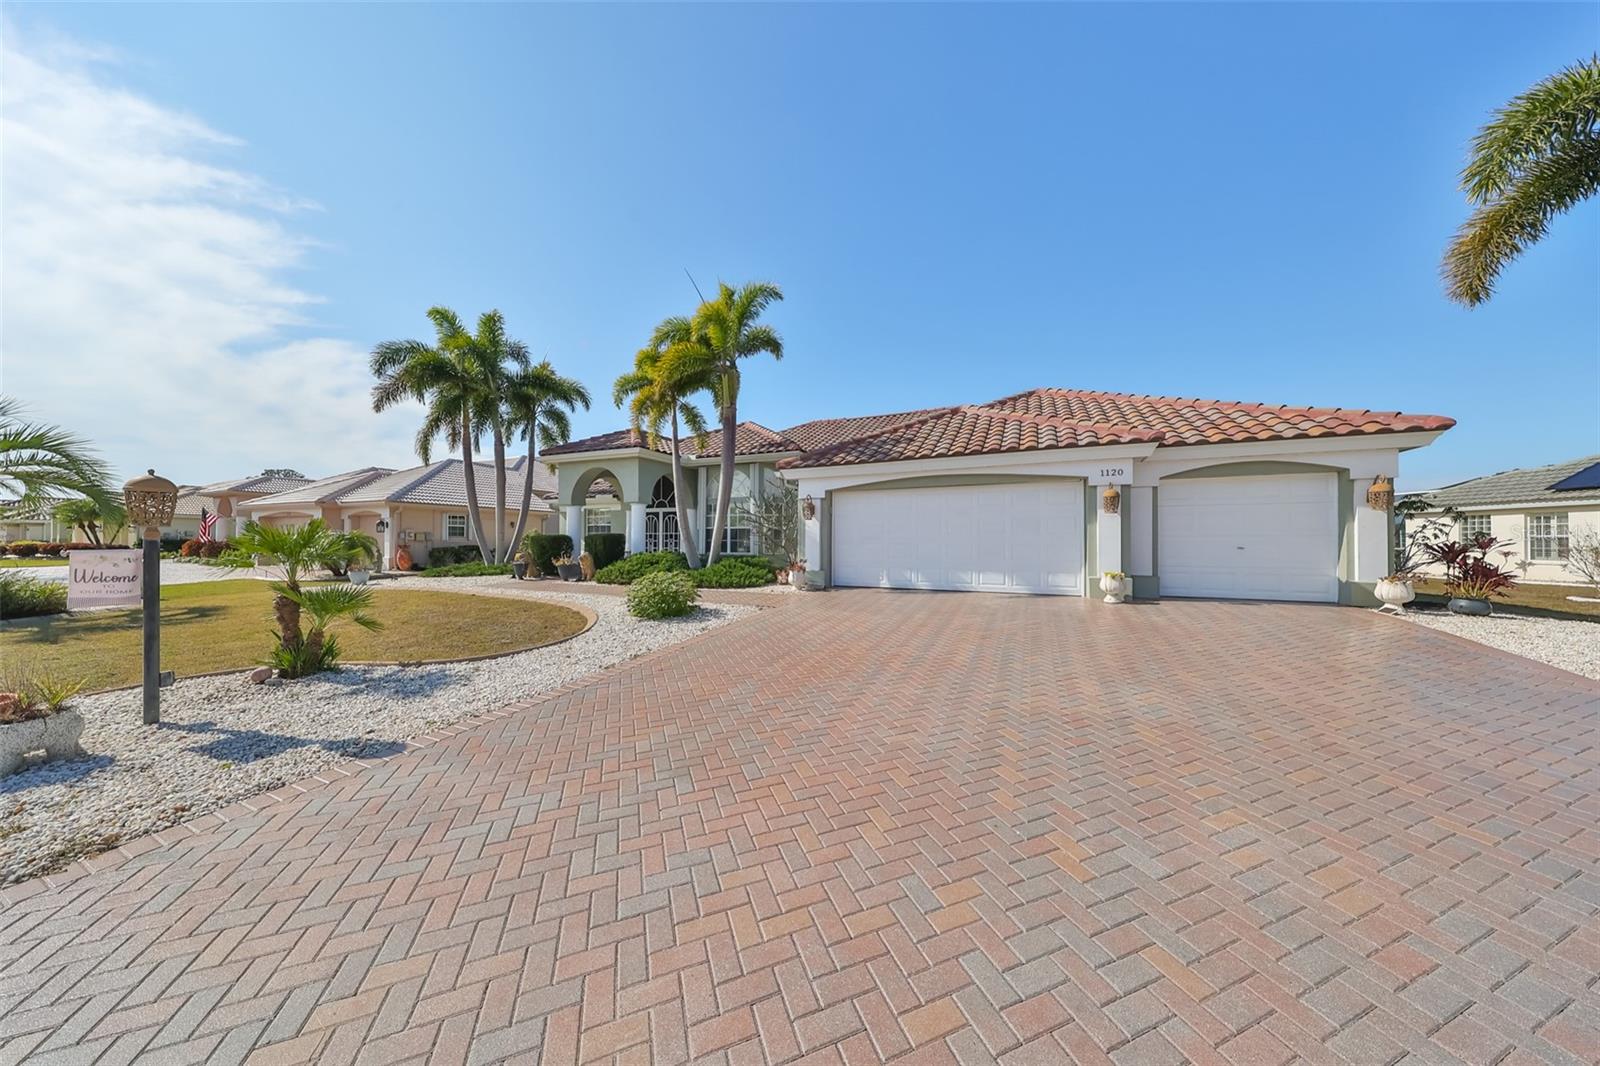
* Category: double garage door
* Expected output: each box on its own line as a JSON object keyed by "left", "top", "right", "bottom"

{"left": 832, "top": 482, "right": 1084, "bottom": 595}
{"left": 830, "top": 473, "right": 1339, "bottom": 602}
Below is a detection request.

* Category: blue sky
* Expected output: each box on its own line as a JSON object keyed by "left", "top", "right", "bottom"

{"left": 3, "top": 2, "right": 1596, "bottom": 490}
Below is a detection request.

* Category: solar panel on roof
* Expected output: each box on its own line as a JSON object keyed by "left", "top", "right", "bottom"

{"left": 1548, "top": 461, "right": 1600, "bottom": 492}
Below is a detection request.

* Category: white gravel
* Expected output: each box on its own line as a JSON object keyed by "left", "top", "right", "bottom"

{"left": 1402, "top": 606, "right": 1600, "bottom": 680}
{"left": 0, "top": 583, "right": 756, "bottom": 885}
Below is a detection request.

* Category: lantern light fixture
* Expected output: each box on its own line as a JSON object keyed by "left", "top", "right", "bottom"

{"left": 802, "top": 495, "right": 817, "bottom": 520}
{"left": 1101, "top": 485, "right": 1121, "bottom": 515}
{"left": 122, "top": 468, "right": 178, "bottom": 538}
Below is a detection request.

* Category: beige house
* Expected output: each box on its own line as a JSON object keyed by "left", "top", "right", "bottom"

{"left": 1405, "top": 455, "right": 1600, "bottom": 585}
{"left": 0, "top": 498, "right": 73, "bottom": 543}
{"left": 242, "top": 457, "right": 560, "bottom": 567}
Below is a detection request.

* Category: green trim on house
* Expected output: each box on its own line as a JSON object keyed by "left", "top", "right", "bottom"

{"left": 1083, "top": 483, "right": 1097, "bottom": 587}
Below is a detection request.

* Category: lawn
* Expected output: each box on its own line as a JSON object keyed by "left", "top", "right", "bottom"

{"left": 0, "top": 579, "right": 589, "bottom": 692}
{"left": 1413, "top": 578, "right": 1600, "bottom": 619}
{"left": 0, "top": 557, "right": 68, "bottom": 568}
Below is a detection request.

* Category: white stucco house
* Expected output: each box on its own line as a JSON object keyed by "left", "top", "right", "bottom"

{"left": 542, "top": 386, "right": 1454, "bottom": 606}
{"left": 1403, "top": 455, "right": 1600, "bottom": 586}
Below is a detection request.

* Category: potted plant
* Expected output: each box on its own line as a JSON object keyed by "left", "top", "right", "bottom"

{"left": 788, "top": 559, "right": 807, "bottom": 589}
{"left": 554, "top": 554, "right": 583, "bottom": 582}
{"left": 1423, "top": 535, "right": 1518, "bottom": 615}
{"left": 1380, "top": 497, "right": 1460, "bottom": 613}
{"left": 1099, "top": 570, "right": 1129, "bottom": 603}
{"left": 327, "top": 530, "right": 380, "bottom": 586}
{"left": 512, "top": 550, "right": 530, "bottom": 581}
{"left": 0, "top": 675, "right": 86, "bottom": 778}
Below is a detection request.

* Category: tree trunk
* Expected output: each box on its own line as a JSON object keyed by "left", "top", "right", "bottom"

{"left": 507, "top": 427, "right": 538, "bottom": 558}
{"left": 708, "top": 404, "right": 736, "bottom": 565}
{"left": 273, "top": 590, "right": 302, "bottom": 652}
{"left": 459, "top": 417, "right": 493, "bottom": 563}
{"left": 491, "top": 422, "right": 508, "bottom": 563}
{"left": 670, "top": 407, "right": 701, "bottom": 569}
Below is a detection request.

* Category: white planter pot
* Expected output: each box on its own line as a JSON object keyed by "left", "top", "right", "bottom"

{"left": 0, "top": 709, "right": 85, "bottom": 778}
{"left": 1375, "top": 578, "right": 1414, "bottom": 610}
{"left": 348, "top": 569, "right": 371, "bottom": 586}
{"left": 1099, "top": 574, "right": 1128, "bottom": 604}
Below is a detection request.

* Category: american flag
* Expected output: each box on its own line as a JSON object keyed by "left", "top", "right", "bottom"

{"left": 198, "top": 508, "right": 218, "bottom": 543}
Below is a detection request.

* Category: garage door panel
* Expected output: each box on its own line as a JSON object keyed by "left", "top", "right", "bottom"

{"left": 833, "top": 482, "right": 1083, "bottom": 596}
{"left": 1158, "top": 474, "right": 1338, "bottom": 603}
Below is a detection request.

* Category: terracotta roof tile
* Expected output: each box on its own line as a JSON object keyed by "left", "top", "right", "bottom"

{"left": 542, "top": 421, "right": 801, "bottom": 459}
{"left": 779, "top": 408, "right": 952, "bottom": 453}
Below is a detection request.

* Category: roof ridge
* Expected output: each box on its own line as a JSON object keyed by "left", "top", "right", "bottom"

{"left": 779, "top": 406, "right": 964, "bottom": 467}
{"left": 1002, "top": 386, "right": 1427, "bottom": 420}
{"left": 960, "top": 404, "right": 1165, "bottom": 442}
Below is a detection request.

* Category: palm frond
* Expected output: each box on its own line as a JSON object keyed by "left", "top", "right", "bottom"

{"left": 1462, "top": 55, "right": 1600, "bottom": 204}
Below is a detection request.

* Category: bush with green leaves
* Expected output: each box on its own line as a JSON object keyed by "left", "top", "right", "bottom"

{"left": 522, "top": 532, "right": 573, "bottom": 577}
{"left": 594, "top": 551, "right": 687, "bottom": 585}
{"left": 8, "top": 542, "right": 41, "bottom": 558}
{"left": 693, "top": 557, "right": 775, "bottom": 589}
{"left": 0, "top": 575, "right": 67, "bottom": 619}
{"left": 424, "top": 544, "right": 483, "bottom": 567}
{"left": 627, "top": 570, "right": 698, "bottom": 619}
{"left": 418, "top": 562, "right": 513, "bottom": 578}
{"left": 586, "top": 533, "right": 626, "bottom": 571}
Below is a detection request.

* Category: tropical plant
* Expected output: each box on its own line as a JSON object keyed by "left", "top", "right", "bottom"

{"left": 656, "top": 282, "right": 784, "bottom": 564}
{"left": 1423, "top": 535, "right": 1520, "bottom": 600}
{"left": 371, "top": 308, "right": 499, "bottom": 563}
{"left": 222, "top": 519, "right": 347, "bottom": 672}
{"left": 271, "top": 583, "right": 382, "bottom": 676}
{"left": 627, "top": 570, "right": 698, "bottom": 619}
{"left": 1391, "top": 497, "right": 1462, "bottom": 579}
{"left": 1443, "top": 56, "right": 1600, "bottom": 306}
{"left": 504, "top": 360, "right": 591, "bottom": 557}
{"left": 0, "top": 397, "right": 115, "bottom": 510}
{"left": 615, "top": 340, "right": 713, "bottom": 568}
{"left": 53, "top": 497, "right": 127, "bottom": 547}
{"left": 324, "top": 530, "right": 380, "bottom": 578}
{"left": 521, "top": 532, "right": 573, "bottom": 577}
{"left": 0, "top": 575, "right": 68, "bottom": 619}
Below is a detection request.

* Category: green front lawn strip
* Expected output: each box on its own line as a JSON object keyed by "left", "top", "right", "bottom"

{"left": 1413, "top": 579, "right": 1600, "bottom": 619}
{"left": 0, "top": 558, "right": 68, "bottom": 568}
{"left": 1, "top": 579, "right": 588, "bottom": 692}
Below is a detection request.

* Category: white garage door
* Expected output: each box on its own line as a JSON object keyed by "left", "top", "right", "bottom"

{"left": 832, "top": 482, "right": 1083, "bottom": 595}
{"left": 1158, "top": 474, "right": 1338, "bottom": 602}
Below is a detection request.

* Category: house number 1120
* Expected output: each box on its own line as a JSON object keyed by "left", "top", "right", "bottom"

{"left": 1098, "top": 467, "right": 1127, "bottom": 480}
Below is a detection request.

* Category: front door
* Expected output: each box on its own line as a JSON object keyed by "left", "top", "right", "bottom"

{"left": 644, "top": 509, "right": 680, "bottom": 552}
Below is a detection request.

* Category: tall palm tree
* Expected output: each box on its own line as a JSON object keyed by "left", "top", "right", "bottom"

{"left": 370, "top": 307, "right": 494, "bottom": 563}
{"left": 504, "top": 360, "right": 591, "bottom": 556}
{"left": 659, "top": 282, "right": 783, "bottom": 564}
{"left": 54, "top": 496, "right": 126, "bottom": 546}
{"left": 0, "top": 397, "right": 114, "bottom": 509}
{"left": 468, "top": 311, "right": 531, "bottom": 563}
{"left": 1443, "top": 55, "right": 1600, "bottom": 306}
{"left": 614, "top": 341, "right": 711, "bottom": 568}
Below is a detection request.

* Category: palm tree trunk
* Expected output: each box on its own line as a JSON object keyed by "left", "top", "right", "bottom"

{"left": 273, "top": 590, "right": 302, "bottom": 652}
{"left": 708, "top": 404, "right": 736, "bottom": 565}
{"left": 492, "top": 423, "right": 508, "bottom": 563}
{"left": 670, "top": 407, "right": 701, "bottom": 569}
{"left": 459, "top": 417, "right": 493, "bottom": 563}
{"left": 507, "top": 426, "right": 538, "bottom": 557}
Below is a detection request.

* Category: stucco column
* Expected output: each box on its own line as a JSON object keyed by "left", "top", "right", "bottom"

{"left": 628, "top": 502, "right": 647, "bottom": 554}
{"left": 381, "top": 510, "right": 396, "bottom": 569}
{"left": 801, "top": 493, "right": 826, "bottom": 586}
{"left": 1096, "top": 486, "right": 1124, "bottom": 581}
{"left": 1352, "top": 475, "right": 1392, "bottom": 586}
{"left": 566, "top": 505, "right": 584, "bottom": 557}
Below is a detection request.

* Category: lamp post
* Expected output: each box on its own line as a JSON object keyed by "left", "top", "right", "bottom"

{"left": 123, "top": 469, "right": 178, "bottom": 725}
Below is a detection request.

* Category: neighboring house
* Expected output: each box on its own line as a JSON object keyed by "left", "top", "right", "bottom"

{"left": 1403, "top": 455, "right": 1600, "bottom": 586}
{"left": 0, "top": 498, "right": 72, "bottom": 543}
{"left": 241, "top": 457, "right": 561, "bottom": 566}
{"left": 540, "top": 387, "right": 1452, "bottom": 606}
{"left": 185, "top": 472, "right": 316, "bottom": 540}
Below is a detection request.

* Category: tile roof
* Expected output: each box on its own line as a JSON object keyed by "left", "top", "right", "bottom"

{"left": 1416, "top": 455, "right": 1600, "bottom": 509}
{"left": 195, "top": 473, "right": 314, "bottom": 496}
{"left": 778, "top": 408, "right": 951, "bottom": 453}
{"left": 543, "top": 422, "right": 801, "bottom": 459}
{"left": 246, "top": 468, "right": 394, "bottom": 507}
{"left": 783, "top": 388, "right": 1454, "bottom": 469}
{"left": 172, "top": 489, "right": 220, "bottom": 518}
{"left": 336, "top": 458, "right": 557, "bottom": 510}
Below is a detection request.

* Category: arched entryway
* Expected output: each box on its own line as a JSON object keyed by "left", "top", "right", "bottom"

{"left": 643, "top": 475, "right": 680, "bottom": 552}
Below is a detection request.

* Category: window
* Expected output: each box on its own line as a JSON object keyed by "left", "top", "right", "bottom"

{"left": 1527, "top": 513, "right": 1568, "bottom": 561}
{"left": 445, "top": 514, "right": 467, "bottom": 538}
{"left": 585, "top": 508, "right": 615, "bottom": 535}
{"left": 1461, "top": 514, "right": 1492, "bottom": 541}
{"left": 705, "top": 467, "right": 754, "bottom": 554}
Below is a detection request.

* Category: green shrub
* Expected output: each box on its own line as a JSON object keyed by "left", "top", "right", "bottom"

{"left": 627, "top": 570, "right": 698, "bottom": 619}
{"left": 418, "top": 562, "right": 514, "bottom": 578}
{"left": 426, "top": 544, "right": 483, "bottom": 567}
{"left": 9, "top": 542, "right": 40, "bottom": 558}
{"left": 594, "top": 551, "right": 687, "bottom": 585}
{"left": 694, "top": 557, "right": 776, "bottom": 588}
{"left": 523, "top": 532, "right": 573, "bottom": 577}
{"left": 0, "top": 575, "right": 68, "bottom": 618}
{"left": 586, "top": 533, "right": 626, "bottom": 571}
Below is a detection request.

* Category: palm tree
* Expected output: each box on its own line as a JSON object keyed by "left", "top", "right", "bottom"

{"left": 468, "top": 311, "right": 531, "bottom": 563}
{"left": 53, "top": 497, "right": 126, "bottom": 546}
{"left": 281, "top": 583, "right": 383, "bottom": 675}
{"left": 226, "top": 519, "right": 342, "bottom": 661}
{"left": 1443, "top": 56, "right": 1600, "bottom": 306}
{"left": 371, "top": 307, "right": 494, "bottom": 563}
{"left": 615, "top": 340, "right": 711, "bottom": 568}
{"left": 0, "top": 397, "right": 114, "bottom": 509}
{"left": 659, "top": 282, "right": 783, "bottom": 564}
{"left": 504, "top": 361, "right": 591, "bottom": 555}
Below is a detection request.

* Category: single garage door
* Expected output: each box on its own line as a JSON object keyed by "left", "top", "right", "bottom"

{"left": 832, "top": 481, "right": 1083, "bottom": 595}
{"left": 1158, "top": 473, "right": 1338, "bottom": 602}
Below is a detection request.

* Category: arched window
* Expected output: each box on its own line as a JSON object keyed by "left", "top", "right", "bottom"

{"left": 648, "top": 476, "right": 676, "bottom": 508}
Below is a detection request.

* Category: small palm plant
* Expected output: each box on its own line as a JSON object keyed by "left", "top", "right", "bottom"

{"left": 324, "top": 530, "right": 380, "bottom": 578}
{"left": 275, "top": 584, "right": 383, "bottom": 676}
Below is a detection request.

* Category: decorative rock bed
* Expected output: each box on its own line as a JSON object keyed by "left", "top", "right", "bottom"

{"left": 1401, "top": 605, "right": 1600, "bottom": 680}
{"left": 0, "top": 589, "right": 756, "bottom": 885}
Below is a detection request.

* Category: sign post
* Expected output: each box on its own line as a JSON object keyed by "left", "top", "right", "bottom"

{"left": 121, "top": 470, "right": 179, "bottom": 725}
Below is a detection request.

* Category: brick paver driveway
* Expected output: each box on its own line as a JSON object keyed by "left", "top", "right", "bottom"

{"left": 3, "top": 592, "right": 1598, "bottom": 1065}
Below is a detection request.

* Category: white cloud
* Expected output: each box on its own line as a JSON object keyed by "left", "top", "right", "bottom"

{"left": 0, "top": 24, "right": 417, "bottom": 484}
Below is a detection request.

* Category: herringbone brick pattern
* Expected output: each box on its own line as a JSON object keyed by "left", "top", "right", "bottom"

{"left": 3, "top": 592, "right": 1597, "bottom": 1065}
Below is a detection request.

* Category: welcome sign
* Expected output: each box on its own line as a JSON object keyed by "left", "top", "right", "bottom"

{"left": 67, "top": 550, "right": 144, "bottom": 609}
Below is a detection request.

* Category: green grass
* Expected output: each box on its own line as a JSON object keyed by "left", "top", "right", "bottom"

{"left": 0, "top": 557, "right": 67, "bottom": 568}
{"left": 0, "top": 579, "right": 589, "bottom": 692}
{"left": 1413, "top": 578, "right": 1600, "bottom": 619}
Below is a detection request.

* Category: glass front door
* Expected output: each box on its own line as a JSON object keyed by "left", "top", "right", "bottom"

{"left": 644, "top": 509, "right": 680, "bottom": 552}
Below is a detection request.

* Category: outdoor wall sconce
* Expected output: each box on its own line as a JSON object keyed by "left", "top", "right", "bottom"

{"left": 802, "top": 495, "right": 817, "bottom": 520}
{"left": 1101, "top": 485, "right": 1121, "bottom": 515}
{"left": 375, "top": 518, "right": 389, "bottom": 532}
{"left": 1367, "top": 476, "right": 1393, "bottom": 511}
